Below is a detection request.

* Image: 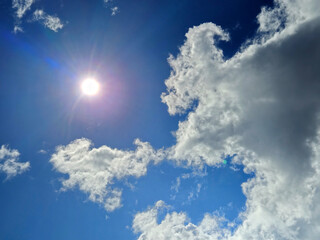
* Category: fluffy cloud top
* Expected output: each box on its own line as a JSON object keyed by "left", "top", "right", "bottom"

{"left": 133, "top": 201, "right": 232, "bottom": 240}
{"left": 0, "top": 145, "right": 30, "bottom": 179}
{"left": 50, "top": 138, "right": 165, "bottom": 212}
{"left": 33, "top": 10, "right": 64, "bottom": 32}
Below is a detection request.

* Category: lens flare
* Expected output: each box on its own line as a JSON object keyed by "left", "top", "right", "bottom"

{"left": 81, "top": 78, "right": 100, "bottom": 96}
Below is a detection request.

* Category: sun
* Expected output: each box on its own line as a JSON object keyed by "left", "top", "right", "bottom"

{"left": 81, "top": 78, "right": 100, "bottom": 96}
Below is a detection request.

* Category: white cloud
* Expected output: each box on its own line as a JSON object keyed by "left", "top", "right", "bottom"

{"left": 33, "top": 9, "right": 64, "bottom": 32}
{"left": 257, "top": 3, "right": 286, "bottom": 33}
{"left": 103, "top": 0, "right": 119, "bottom": 16}
{"left": 156, "top": 0, "right": 320, "bottom": 239}
{"left": 133, "top": 201, "right": 232, "bottom": 240}
{"left": 50, "top": 138, "right": 165, "bottom": 212}
{"left": 12, "top": 0, "right": 34, "bottom": 32}
{"left": 0, "top": 145, "right": 30, "bottom": 179}
{"left": 187, "top": 183, "right": 202, "bottom": 202}
{"left": 38, "top": 149, "right": 47, "bottom": 154}
{"left": 11, "top": 1, "right": 64, "bottom": 33}
{"left": 13, "top": 25, "right": 23, "bottom": 33}
{"left": 111, "top": 6, "right": 119, "bottom": 16}
{"left": 170, "top": 176, "right": 181, "bottom": 193}
{"left": 12, "top": 0, "right": 34, "bottom": 19}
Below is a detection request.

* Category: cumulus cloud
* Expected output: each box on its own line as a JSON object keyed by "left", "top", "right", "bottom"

{"left": 156, "top": 0, "right": 320, "bottom": 238}
{"left": 50, "top": 138, "right": 165, "bottom": 212}
{"left": 33, "top": 9, "right": 64, "bottom": 32}
{"left": 133, "top": 201, "right": 232, "bottom": 240}
{"left": 0, "top": 145, "right": 30, "bottom": 179}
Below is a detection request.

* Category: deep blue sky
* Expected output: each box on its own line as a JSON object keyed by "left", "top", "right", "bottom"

{"left": 0, "top": 0, "right": 271, "bottom": 239}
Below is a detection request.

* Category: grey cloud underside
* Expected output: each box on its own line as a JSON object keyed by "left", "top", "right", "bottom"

{"left": 239, "top": 18, "right": 320, "bottom": 175}
{"left": 165, "top": 18, "right": 320, "bottom": 173}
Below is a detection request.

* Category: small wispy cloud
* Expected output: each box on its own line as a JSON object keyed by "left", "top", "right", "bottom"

{"left": 0, "top": 145, "right": 30, "bottom": 179}
{"left": 186, "top": 183, "right": 202, "bottom": 203}
{"left": 170, "top": 176, "right": 181, "bottom": 193}
{"left": 11, "top": 0, "right": 64, "bottom": 33}
{"left": 12, "top": 0, "right": 34, "bottom": 19}
{"left": 38, "top": 149, "right": 47, "bottom": 154}
{"left": 12, "top": 0, "right": 34, "bottom": 33}
{"left": 111, "top": 6, "right": 119, "bottom": 16}
{"left": 33, "top": 9, "right": 64, "bottom": 32}
{"left": 169, "top": 176, "right": 181, "bottom": 200}
{"left": 103, "top": 0, "right": 119, "bottom": 16}
{"left": 13, "top": 25, "right": 23, "bottom": 33}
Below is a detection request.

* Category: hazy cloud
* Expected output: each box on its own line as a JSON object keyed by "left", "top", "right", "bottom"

{"left": 0, "top": 145, "right": 30, "bottom": 179}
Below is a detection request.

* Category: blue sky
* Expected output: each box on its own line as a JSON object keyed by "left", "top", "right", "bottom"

{"left": 1, "top": 0, "right": 320, "bottom": 239}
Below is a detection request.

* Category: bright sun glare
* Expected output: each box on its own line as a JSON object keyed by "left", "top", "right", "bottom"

{"left": 81, "top": 78, "right": 100, "bottom": 96}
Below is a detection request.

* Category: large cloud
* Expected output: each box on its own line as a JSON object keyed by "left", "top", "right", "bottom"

{"left": 142, "top": 0, "right": 320, "bottom": 239}
{"left": 131, "top": 0, "right": 320, "bottom": 239}
{"left": 0, "top": 145, "right": 30, "bottom": 179}
{"left": 50, "top": 138, "right": 164, "bottom": 212}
